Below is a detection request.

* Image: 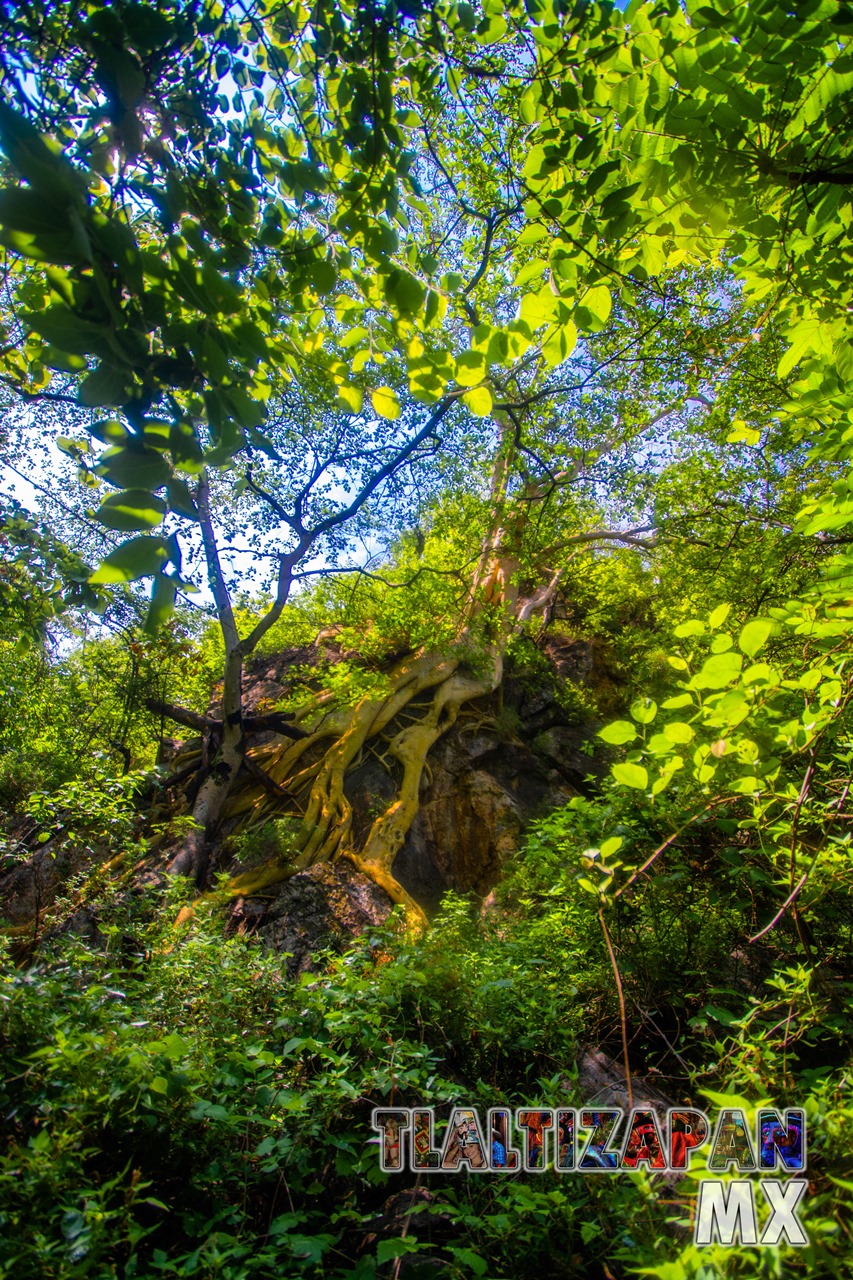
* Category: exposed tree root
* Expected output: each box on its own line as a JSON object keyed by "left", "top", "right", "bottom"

{"left": 158, "top": 432, "right": 570, "bottom": 925}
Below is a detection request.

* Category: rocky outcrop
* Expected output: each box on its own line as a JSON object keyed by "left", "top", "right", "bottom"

{"left": 224, "top": 634, "right": 615, "bottom": 922}
{"left": 361, "top": 1188, "right": 454, "bottom": 1276}
{"left": 573, "top": 1046, "right": 675, "bottom": 1118}
{"left": 388, "top": 731, "right": 568, "bottom": 912}
{"left": 227, "top": 859, "right": 394, "bottom": 973}
{"left": 1, "top": 631, "right": 618, "bottom": 948}
{"left": 360, "top": 638, "right": 613, "bottom": 912}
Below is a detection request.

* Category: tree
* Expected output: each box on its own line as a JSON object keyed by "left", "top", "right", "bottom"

{"left": 0, "top": 0, "right": 478, "bottom": 884}
{"left": 2, "top": 0, "right": 850, "bottom": 925}
{"left": 4, "top": 7, "right": 853, "bottom": 1274}
{"left": 500, "top": 0, "right": 853, "bottom": 994}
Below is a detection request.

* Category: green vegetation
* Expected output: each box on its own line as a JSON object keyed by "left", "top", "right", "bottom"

{"left": 2, "top": 0, "right": 853, "bottom": 1276}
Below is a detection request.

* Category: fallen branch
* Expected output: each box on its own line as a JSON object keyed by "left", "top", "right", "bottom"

{"left": 243, "top": 713, "right": 308, "bottom": 740}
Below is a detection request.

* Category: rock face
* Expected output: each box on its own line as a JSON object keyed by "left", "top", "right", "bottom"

{"left": 1, "top": 631, "right": 618, "bottom": 949}
{"left": 228, "top": 860, "right": 394, "bottom": 973}
{"left": 0, "top": 841, "right": 69, "bottom": 930}
{"left": 360, "top": 1187, "right": 454, "bottom": 1275}
{"left": 574, "top": 1047, "right": 675, "bottom": 1118}
{"left": 230, "top": 633, "right": 616, "bottom": 918}
{"left": 388, "top": 733, "right": 567, "bottom": 913}
{"left": 375, "top": 637, "right": 613, "bottom": 913}
{"left": 0, "top": 838, "right": 96, "bottom": 952}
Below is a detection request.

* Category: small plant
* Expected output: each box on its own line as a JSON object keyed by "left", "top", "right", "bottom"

{"left": 25, "top": 761, "right": 147, "bottom": 858}
{"left": 226, "top": 816, "right": 302, "bottom": 868}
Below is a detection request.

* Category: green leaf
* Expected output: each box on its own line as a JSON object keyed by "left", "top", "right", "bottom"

{"left": 0, "top": 101, "right": 80, "bottom": 197}
{"left": 376, "top": 1238, "right": 423, "bottom": 1265}
{"left": 578, "top": 284, "right": 611, "bottom": 329}
{"left": 663, "top": 721, "right": 694, "bottom": 744}
{"left": 520, "top": 290, "right": 555, "bottom": 327}
{"left": 691, "top": 652, "right": 743, "bottom": 690}
{"left": 79, "top": 361, "right": 132, "bottom": 407}
{"left": 630, "top": 698, "right": 657, "bottom": 724}
{"left": 542, "top": 320, "right": 577, "bottom": 366}
{"left": 726, "top": 418, "right": 761, "bottom": 445}
{"left": 448, "top": 1247, "right": 488, "bottom": 1277}
{"left": 424, "top": 289, "right": 444, "bottom": 327}
{"left": 89, "top": 536, "right": 170, "bottom": 585}
{"left": 729, "top": 776, "right": 760, "bottom": 794}
{"left": 95, "top": 489, "right": 167, "bottom": 532}
{"left": 144, "top": 574, "right": 178, "bottom": 634}
{"left": 371, "top": 386, "right": 401, "bottom": 420}
{"left": 662, "top": 694, "right": 692, "bottom": 709}
{"left": 336, "top": 383, "right": 363, "bottom": 414}
{"left": 611, "top": 762, "right": 648, "bottom": 789}
{"left": 674, "top": 619, "right": 704, "bottom": 638}
{"left": 167, "top": 478, "right": 199, "bottom": 520}
{"left": 91, "top": 419, "right": 129, "bottom": 446}
{"left": 170, "top": 420, "right": 204, "bottom": 473}
{"left": 598, "top": 720, "right": 637, "bottom": 745}
{"left": 25, "top": 305, "right": 109, "bottom": 355}
{"left": 96, "top": 446, "right": 171, "bottom": 490}
{"left": 739, "top": 618, "right": 774, "bottom": 657}
{"left": 384, "top": 269, "right": 424, "bottom": 317}
{"left": 704, "top": 1004, "right": 739, "bottom": 1027}
{"left": 143, "top": 419, "right": 171, "bottom": 451}
{"left": 225, "top": 386, "right": 263, "bottom": 431}
{"left": 462, "top": 385, "right": 493, "bottom": 416}
{"left": 0, "top": 186, "right": 71, "bottom": 233}
{"left": 717, "top": 689, "right": 750, "bottom": 721}
{"left": 708, "top": 603, "right": 731, "bottom": 628}
{"left": 776, "top": 320, "right": 823, "bottom": 380}
{"left": 456, "top": 351, "right": 488, "bottom": 387}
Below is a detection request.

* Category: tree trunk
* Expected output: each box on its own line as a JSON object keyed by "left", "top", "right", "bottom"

{"left": 168, "top": 476, "right": 245, "bottom": 883}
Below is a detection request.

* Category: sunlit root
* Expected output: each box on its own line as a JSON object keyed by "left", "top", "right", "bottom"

{"left": 166, "top": 489, "right": 521, "bottom": 928}
{"left": 340, "top": 851, "right": 428, "bottom": 934}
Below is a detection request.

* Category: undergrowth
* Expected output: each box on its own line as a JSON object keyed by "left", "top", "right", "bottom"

{"left": 2, "top": 822, "right": 852, "bottom": 1280}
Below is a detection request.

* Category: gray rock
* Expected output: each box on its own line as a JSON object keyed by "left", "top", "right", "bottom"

{"left": 230, "top": 859, "right": 393, "bottom": 972}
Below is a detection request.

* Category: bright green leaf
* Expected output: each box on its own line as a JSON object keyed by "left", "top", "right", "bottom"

{"left": 95, "top": 489, "right": 166, "bottom": 532}
{"left": 663, "top": 722, "right": 694, "bottom": 744}
{"left": 89, "top": 536, "right": 170, "bottom": 585}
{"left": 598, "top": 720, "right": 637, "bottom": 745}
{"left": 709, "top": 603, "right": 731, "bottom": 628}
{"left": 612, "top": 762, "right": 648, "bottom": 789}
{"left": 462, "top": 385, "right": 493, "bottom": 416}
{"left": 691, "top": 652, "right": 743, "bottom": 690}
{"left": 739, "top": 618, "right": 774, "bottom": 657}
{"left": 630, "top": 699, "right": 657, "bottom": 724}
{"left": 371, "top": 386, "right": 401, "bottom": 420}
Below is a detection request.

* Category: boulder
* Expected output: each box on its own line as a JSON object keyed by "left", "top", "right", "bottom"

{"left": 228, "top": 859, "right": 394, "bottom": 972}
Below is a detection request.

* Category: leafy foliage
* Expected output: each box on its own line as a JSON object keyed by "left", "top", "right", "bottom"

{"left": 2, "top": 1, "right": 853, "bottom": 1276}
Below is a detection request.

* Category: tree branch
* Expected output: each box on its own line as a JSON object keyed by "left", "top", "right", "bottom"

{"left": 545, "top": 527, "right": 657, "bottom": 555}
{"left": 145, "top": 697, "right": 308, "bottom": 740}
{"left": 145, "top": 698, "right": 216, "bottom": 732}
{"left": 786, "top": 167, "right": 853, "bottom": 186}
{"left": 309, "top": 398, "right": 455, "bottom": 540}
